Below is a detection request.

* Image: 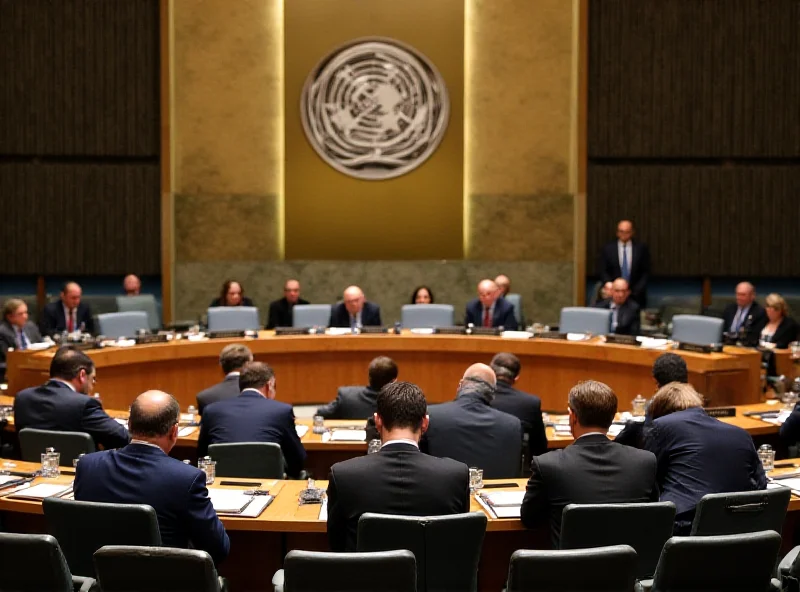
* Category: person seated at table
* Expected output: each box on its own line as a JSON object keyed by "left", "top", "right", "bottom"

{"left": 495, "top": 274, "right": 511, "bottom": 297}
{"left": 0, "top": 299, "right": 43, "bottom": 365}
{"left": 40, "top": 281, "right": 95, "bottom": 336}
{"left": 75, "top": 390, "right": 229, "bottom": 563}
{"left": 520, "top": 380, "right": 658, "bottom": 547}
{"left": 593, "top": 278, "right": 640, "bottom": 335}
{"left": 643, "top": 382, "right": 766, "bottom": 534}
{"left": 209, "top": 280, "right": 254, "bottom": 308}
{"left": 326, "top": 381, "right": 469, "bottom": 552}
{"left": 410, "top": 285, "right": 434, "bottom": 305}
{"left": 316, "top": 356, "right": 398, "bottom": 419}
{"left": 198, "top": 361, "right": 306, "bottom": 478}
{"left": 329, "top": 286, "right": 382, "bottom": 328}
{"left": 590, "top": 281, "right": 614, "bottom": 306}
{"left": 464, "top": 279, "right": 517, "bottom": 330}
{"left": 123, "top": 274, "right": 142, "bottom": 296}
{"left": 266, "top": 279, "right": 310, "bottom": 329}
{"left": 196, "top": 344, "right": 253, "bottom": 415}
{"left": 722, "top": 281, "right": 767, "bottom": 346}
{"left": 13, "top": 346, "right": 130, "bottom": 450}
{"left": 760, "top": 293, "right": 799, "bottom": 349}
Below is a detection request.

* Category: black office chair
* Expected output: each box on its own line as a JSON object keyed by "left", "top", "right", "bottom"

{"left": 507, "top": 545, "right": 638, "bottom": 592}
{"left": 43, "top": 497, "right": 161, "bottom": 578}
{"left": 94, "top": 545, "right": 227, "bottom": 592}
{"left": 0, "top": 532, "right": 95, "bottom": 592}
{"left": 778, "top": 546, "right": 800, "bottom": 592}
{"left": 18, "top": 428, "right": 95, "bottom": 465}
{"left": 207, "top": 442, "right": 285, "bottom": 479}
{"left": 690, "top": 489, "right": 791, "bottom": 536}
{"left": 357, "top": 512, "right": 487, "bottom": 592}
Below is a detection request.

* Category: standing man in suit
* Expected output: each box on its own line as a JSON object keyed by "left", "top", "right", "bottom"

{"left": 722, "top": 282, "right": 768, "bottom": 346}
{"left": 13, "top": 346, "right": 130, "bottom": 450}
{"left": 266, "top": 279, "right": 310, "bottom": 329}
{"left": 75, "top": 390, "right": 229, "bottom": 563}
{"left": 422, "top": 363, "right": 522, "bottom": 478}
{"left": 327, "top": 381, "right": 470, "bottom": 552}
{"left": 593, "top": 278, "right": 641, "bottom": 335}
{"left": 316, "top": 356, "right": 398, "bottom": 419}
{"left": 198, "top": 361, "right": 306, "bottom": 477}
{"left": 0, "top": 299, "right": 43, "bottom": 367}
{"left": 40, "top": 282, "right": 95, "bottom": 336}
{"left": 598, "top": 219, "right": 651, "bottom": 308}
{"left": 464, "top": 279, "right": 518, "bottom": 330}
{"left": 329, "top": 286, "right": 382, "bottom": 328}
{"left": 520, "top": 380, "right": 658, "bottom": 547}
{"left": 123, "top": 274, "right": 142, "bottom": 296}
{"left": 195, "top": 344, "right": 253, "bottom": 415}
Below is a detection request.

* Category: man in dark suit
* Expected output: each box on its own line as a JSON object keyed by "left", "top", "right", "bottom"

{"left": 316, "top": 356, "right": 398, "bottom": 419}
{"left": 598, "top": 219, "right": 651, "bottom": 308}
{"left": 13, "top": 346, "right": 130, "bottom": 450}
{"left": 1, "top": 299, "right": 43, "bottom": 368}
{"left": 198, "top": 361, "right": 306, "bottom": 477}
{"left": 40, "top": 282, "right": 95, "bottom": 336}
{"left": 463, "top": 279, "right": 518, "bottom": 330}
{"left": 329, "top": 286, "right": 382, "bottom": 328}
{"left": 593, "top": 278, "right": 640, "bottom": 335}
{"left": 327, "top": 381, "right": 470, "bottom": 552}
{"left": 266, "top": 279, "right": 310, "bottom": 329}
{"left": 75, "top": 390, "right": 229, "bottom": 563}
{"left": 520, "top": 380, "right": 658, "bottom": 547}
{"left": 722, "top": 281, "right": 768, "bottom": 346}
{"left": 489, "top": 352, "right": 547, "bottom": 457}
{"left": 422, "top": 363, "right": 523, "bottom": 478}
{"left": 196, "top": 343, "right": 253, "bottom": 415}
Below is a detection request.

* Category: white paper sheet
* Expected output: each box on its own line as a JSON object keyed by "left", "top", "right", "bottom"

{"left": 329, "top": 429, "right": 367, "bottom": 442}
{"left": 208, "top": 489, "right": 255, "bottom": 513}
{"left": 295, "top": 425, "right": 309, "bottom": 438}
{"left": 410, "top": 328, "right": 435, "bottom": 335}
{"left": 501, "top": 331, "right": 532, "bottom": 339}
{"left": 566, "top": 333, "right": 588, "bottom": 341}
{"left": 474, "top": 494, "right": 521, "bottom": 519}
{"left": 9, "top": 482, "right": 73, "bottom": 500}
{"left": 319, "top": 499, "right": 328, "bottom": 521}
{"left": 178, "top": 426, "right": 197, "bottom": 437}
{"left": 760, "top": 410, "right": 791, "bottom": 426}
{"left": 481, "top": 491, "right": 524, "bottom": 506}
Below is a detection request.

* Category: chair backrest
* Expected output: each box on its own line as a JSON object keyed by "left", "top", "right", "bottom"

{"left": 671, "top": 314, "right": 724, "bottom": 345}
{"left": 76, "top": 295, "right": 119, "bottom": 315}
{"left": 559, "top": 307, "right": 612, "bottom": 335}
{"left": 690, "top": 488, "right": 791, "bottom": 537}
{"left": 505, "top": 293, "right": 524, "bottom": 326}
{"left": 650, "top": 531, "right": 781, "bottom": 592}
{"left": 357, "top": 512, "right": 487, "bottom": 592}
{"left": 0, "top": 532, "right": 74, "bottom": 591}
{"left": 206, "top": 306, "right": 260, "bottom": 331}
{"left": 97, "top": 311, "right": 150, "bottom": 339}
{"left": 507, "top": 545, "right": 638, "bottom": 592}
{"left": 94, "top": 545, "right": 221, "bottom": 592}
{"left": 116, "top": 295, "right": 161, "bottom": 331}
{"left": 400, "top": 304, "right": 455, "bottom": 329}
{"left": 283, "top": 549, "right": 417, "bottom": 592}
{"left": 659, "top": 295, "right": 703, "bottom": 325}
{"left": 207, "top": 442, "right": 285, "bottom": 479}
{"left": 43, "top": 497, "right": 162, "bottom": 578}
{"left": 292, "top": 304, "right": 332, "bottom": 328}
{"left": 18, "top": 428, "right": 95, "bottom": 465}
{"left": 560, "top": 502, "right": 677, "bottom": 580}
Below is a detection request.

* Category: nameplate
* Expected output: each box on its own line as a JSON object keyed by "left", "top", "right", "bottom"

{"left": 678, "top": 342, "right": 723, "bottom": 354}
{"left": 605, "top": 334, "right": 641, "bottom": 347}
{"left": 536, "top": 331, "right": 568, "bottom": 340}
{"left": 434, "top": 327, "right": 467, "bottom": 335}
{"left": 135, "top": 334, "right": 169, "bottom": 345}
{"left": 466, "top": 327, "right": 502, "bottom": 336}
{"left": 63, "top": 341, "right": 97, "bottom": 351}
{"left": 275, "top": 327, "right": 321, "bottom": 336}
{"left": 359, "top": 326, "right": 389, "bottom": 334}
{"left": 207, "top": 330, "right": 248, "bottom": 339}
{"left": 705, "top": 406, "right": 736, "bottom": 418}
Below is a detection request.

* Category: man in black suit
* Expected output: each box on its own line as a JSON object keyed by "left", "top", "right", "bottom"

{"left": 489, "top": 352, "right": 547, "bottom": 457}
{"left": 329, "top": 286, "right": 382, "bottom": 328}
{"left": 13, "top": 346, "right": 130, "bottom": 450}
{"left": 40, "top": 282, "right": 95, "bottom": 336}
{"left": 520, "top": 380, "right": 658, "bottom": 547}
{"left": 266, "top": 279, "right": 310, "bottom": 329}
{"left": 422, "top": 363, "right": 523, "bottom": 478}
{"left": 463, "top": 279, "right": 518, "bottom": 330}
{"left": 196, "top": 344, "right": 253, "bottom": 415}
{"left": 1, "top": 299, "right": 43, "bottom": 369}
{"left": 593, "top": 278, "right": 640, "bottom": 335}
{"left": 316, "top": 356, "right": 398, "bottom": 419}
{"left": 198, "top": 361, "right": 306, "bottom": 477}
{"left": 327, "top": 381, "right": 470, "bottom": 552}
{"left": 598, "top": 219, "right": 651, "bottom": 308}
{"left": 722, "top": 281, "right": 768, "bottom": 346}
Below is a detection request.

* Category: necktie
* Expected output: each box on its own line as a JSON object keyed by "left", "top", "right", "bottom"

{"left": 483, "top": 308, "right": 491, "bottom": 328}
{"left": 621, "top": 244, "right": 631, "bottom": 281}
{"left": 67, "top": 309, "right": 74, "bottom": 332}
{"left": 17, "top": 328, "right": 28, "bottom": 350}
{"left": 611, "top": 304, "right": 618, "bottom": 332}
{"left": 732, "top": 308, "right": 745, "bottom": 333}
{"left": 350, "top": 315, "right": 357, "bottom": 330}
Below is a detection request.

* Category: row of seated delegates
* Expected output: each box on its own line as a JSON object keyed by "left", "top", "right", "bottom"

{"left": 724, "top": 281, "right": 800, "bottom": 348}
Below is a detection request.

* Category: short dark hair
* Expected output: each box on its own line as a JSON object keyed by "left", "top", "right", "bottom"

{"left": 368, "top": 357, "right": 398, "bottom": 390}
{"left": 568, "top": 380, "right": 617, "bottom": 429}
{"left": 129, "top": 393, "right": 180, "bottom": 438}
{"left": 490, "top": 352, "right": 520, "bottom": 383}
{"left": 376, "top": 381, "right": 427, "bottom": 432}
{"left": 652, "top": 353, "right": 688, "bottom": 388}
{"left": 49, "top": 346, "right": 94, "bottom": 380}
{"left": 219, "top": 344, "right": 253, "bottom": 374}
{"left": 239, "top": 361, "right": 274, "bottom": 391}
{"left": 219, "top": 280, "right": 244, "bottom": 305}
{"left": 410, "top": 286, "right": 435, "bottom": 304}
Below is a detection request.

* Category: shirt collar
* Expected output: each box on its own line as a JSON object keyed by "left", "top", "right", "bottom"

{"left": 50, "top": 378, "right": 76, "bottom": 392}
{"left": 381, "top": 438, "right": 419, "bottom": 449}
{"left": 130, "top": 439, "right": 164, "bottom": 451}
{"left": 225, "top": 371, "right": 240, "bottom": 378}
{"left": 240, "top": 388, "right": 265, "bottom": 398}
{"left": 576, "top": 431, "right": 607, "bottom": 440}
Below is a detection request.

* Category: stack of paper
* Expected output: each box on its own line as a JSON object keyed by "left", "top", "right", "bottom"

{"left": 8, "top": 482, "right": 73, "bottom": 501}
{"left": 476, "top": 490, "right": 524, "bottom": 519}
{"left": 295, "top": 425, "right": 309, "bottom": 438}
{"left": 178, "top": 426, "right": 197, "bottom": 437}
{"left": 208, "top": 489, "right": 273, "bottom": 517}
{"left": 760, "top": 410, "right": 791, "bottom": 425}
{"left": 329, "top": 429, "right": 367, "bottom": 442}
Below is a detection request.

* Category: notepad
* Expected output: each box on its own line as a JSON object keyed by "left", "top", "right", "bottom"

{"left": 760, "top": 410, "right": 791, "bottom": 426}
{"left": 208, "top": 489, "right": 273, "bottom": 517}
{"left": 329, "top": 429, "right": 367, "bottom": 442}
{"left": 296, "top": 425, "right": 309, "bottom": 438}
{"left": 475, "top": 491, "right": 523, "bottom": 519}
{"left": 607, "top": 424, "right": 626, "bottom": 437}
{"left": 8, "top": 482, "right": 73, "bottom": 501}
{"left": 178, "top": 426, "right": 197, "bottom": 437}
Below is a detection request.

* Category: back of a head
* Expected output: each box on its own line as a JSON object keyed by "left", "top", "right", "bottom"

{"left": 219, "top": 344, "right": 253, "bottom": 374}
{"left": 376, "top": 381, "right": 427, "bottom": 433}
{"left": 652, "top": 353, "right": 689, "bottom": 388}
{"left": 368, "top": 356, "right": 398, "bottom": 390}
{"left": 649, "top": 382, "right": 703, "bottom": 420}
{"left": 239, "top": 361, "right": 274, "bottom": 391}
{"left": 490, "top": 352, "right": 520, "bottom": 384}
{"left": 568, "top": 380, "right": 617, "bottom": 430}
{"left": 129, "top": 391, "right": 180, "bottom": 438}
{"left": 459, "top": 363, "right": 497, "bottom": 403}
{"left": 49, "top": 346, "right": 94, "bottom": 380}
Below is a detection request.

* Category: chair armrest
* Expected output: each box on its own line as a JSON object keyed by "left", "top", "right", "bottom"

{"left": 72, "top": 576, "right": 97, "bottom": 592}
{"left": 218, "top": 576, "right": 229, "bottom": 592}
{"left": 770, "top": 577, "right": 782, "bottom": 591}
{"left": 638, "top": 578, "right": 653, "bottom": 592}
{"left": 272, "top": 568, "right": 285, "bottom": 592}
{"left": 780, "top": 546, "right": 800, "bottom": 577}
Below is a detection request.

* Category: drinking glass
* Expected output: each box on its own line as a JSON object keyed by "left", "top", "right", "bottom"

{"left": 312, "top": 415, "right": 326, "bottom": 435}
{"left": 631, "top": 395, "right": 647, "bottom": 417}
{"left": 758, "top": 444, "right": 775, "bottom": 472}
{"left": 468, "top": 467, "right": 484, "bottom": 492}
{"left": 41, "top": 448, "right": 60, "bottom": 478}
{"left": 198, "top": 457, "right": 216, "bottom": 485}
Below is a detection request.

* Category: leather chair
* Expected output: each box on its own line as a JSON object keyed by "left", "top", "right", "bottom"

{"left": 670, "top": 314, "right": 724, "bottom": 345}
{"left": 43, "top": 497, "right": 161, "bottom": 578}
{"left": 357, "top": 512, "right": 487, "bottom": 592}
{"left": 97, "top": 311, "right": 149, "bottom": 338}
{"left": 400, "top": 304, "right": 455, "bottom": 329}
{"left": 77, "top": 295, "right": 119, "bottom": 316}
{"left": 18, "top": 428, "right": 95, "bottom": 466}
{"left": 0, "top": 532, "right": 95, "bottom": 592}
{"left": 505, "top": 293, "right": 524, "bottom": 327}
{"left": 207, "top": 306, "right": 260, "bottom": 331}
{"left": 690, "top": 489, "right": 791, "bottom": 537}
{"left": 116, "top": 295, "right": 161, "bottom": 331}
{"left": 207, "top": 442, "right": 285, "bottom": 479}
{"left": 559, "top": 307, "right": 613, "bottom": 335}
{"left": 292, "top": 304, "right": 332, "bottom": 328}
{"left": 660, "top": 295, "right": 703, "bottom": 326}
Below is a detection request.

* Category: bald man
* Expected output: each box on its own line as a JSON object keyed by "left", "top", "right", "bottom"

{"left": 329, "top": 286, "right": 382, "bottom": 328}
{"left": 40, "top": 281, "right": 95, "bottom": 336}
{"left": 421, "top": 363, "right": 523, "bottom": 478}
{"left": 495, "top": 274, "right": 511, "bottom": 296}
{"left": 722, "top": 281, "right": 767, "bottom": 346}
{"left": 266, "top": 279, "right": 310, "bottom": 329}
{"left": 598, "top": 219, "right": 650, "bottom": 307}
{"left": 123, "top": 274, "right": 142, "bottom": 296}
{"left": 464, "top": 279, "right": 518, "bottom": 330}
{"left": 593, "top": 278, "right": 641, "bottom": 335}
{"left": 75, "top": 390, "right": 230, "bottom": 563}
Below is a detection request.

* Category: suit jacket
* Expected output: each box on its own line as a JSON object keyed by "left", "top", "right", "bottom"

{"left": 329, "top": 302, "right": 382, "bottom": 328}
{"left": 326, "top": 442, "right": 470, "bottom": 551}
{"left": 209, "top": 297, "right": 255, "bottom": 308}
{"left": 198, "top": 390, "right": 306, "bottom": 477}
{"left": 594, "top": 299, "right": 641, "bottom": 335}
{"left": 13, "top": 380, "right": 130, "bottom": 450}
{"left": 196, "top": 374, "right": 240, "bottom": 416}
{"left": 614, "top": 415, "right": 653, "bottom": 450}
{"left": 0, "top": 321, "right": 43, "bottom": 367}
{"left": 40, "top": 301, "right": 95, "bottom": 336}
{"left": 780, "top": 402, "right": 800, "bottom": 445}
{"left": 74, "top": 443, "right": 229, "bottom": 563}
{"left": 266, "top": 297, "right": 310, "bottom": 329}
{"left": 491, "top": 381, "right": 548, "bottom": 457}
{"left": 422, "top": 392, "right": 523, "bottom": 479}
{"left": 316, "top": 385, "right": 379, "bottom": 420}
{"left": 722, "top": 302, "right": 768, "bottom": 346}
{"left": 762, "top": 316, "right": 799, "bottom": 349}
{"left": 463, "top": 298, "right": 518, "bottom": 330}
{"left": 644, "top": 407, "right": 767, "bottom": 531}
{"left": 520, "top": 434, "right": 658, "bottom": 546}
{"left": 598, "top": 240, "right": 651, "bottom": 307}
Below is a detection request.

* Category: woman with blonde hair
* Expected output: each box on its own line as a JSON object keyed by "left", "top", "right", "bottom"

{"left": 760, "top": 293, "right": 799, "bottom": 349}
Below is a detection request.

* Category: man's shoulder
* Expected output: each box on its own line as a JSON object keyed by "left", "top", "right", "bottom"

{"left": 198, "top": 379, "right": 236, "bottom": 398}
{"left": 364, "top": 301, "right": 380, "bottom": 312}
{"left": 624, "top": 300, "right": 641, "bottom": 313}
{"left": 332, "top": 449, "right": 467, "bottom": 479}
{"left": 608, "top": 440, "right": 656, "bottom": 465}
{"left": 268, "top": 298, "right": 285, "bottom": 310}
{"left": 496, "top": 382, "right": 541, "bottom": 404}
{"left": 42, "top": 301, "right": 60, "bottom": 313}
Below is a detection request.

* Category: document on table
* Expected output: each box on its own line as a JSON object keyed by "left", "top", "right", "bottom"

{"left": 208, "top": 489, "right": 273, "bottom": 517}
{"left": 8, "top": 482, "right": 74, "bottom": 501}
{"left": 296, "top": 425, "right": 309, "bottom": 438}
{"left": 178, "top": 426, "right": 197, "bottom": 437}
{"left": 328, "top": 429, "right": 367, "bottom": 442}
{"left": 476, "top": 491, "right": 524, "bottom": 519}
{"left": 319, "top": 499, "right": 328, "bottom": 521}
{"left": 759, "top": 410, "right": 791, "bottom": 425}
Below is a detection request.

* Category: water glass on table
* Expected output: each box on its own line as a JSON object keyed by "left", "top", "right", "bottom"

{"left": 198, "top": 456, "right": 216, "bottom": 485}
{"left": 312, "top": 415, "right": 326, "bottom": 435}
{"left": 758, "top": 445, "right": 775, "bottom": 472}
{"left": 631, "top": 395, "right": 647, "bottom": 417}
{"left": 41, "top": 448, "right": 60, "bottom": 478}
{"left": 469, "top": 467, "right": 484, "bottom": 492}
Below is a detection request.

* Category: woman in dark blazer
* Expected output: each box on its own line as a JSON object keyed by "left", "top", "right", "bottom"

{"left": 760, "top": 293, "right": 799, "bottom": 349}
{"left": 209, "top": 280, "right": 254, "bottom": 308}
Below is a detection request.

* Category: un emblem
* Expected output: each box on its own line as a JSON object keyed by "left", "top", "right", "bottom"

{"left": 300, "top": 38, "right": 450, "bottom": 181}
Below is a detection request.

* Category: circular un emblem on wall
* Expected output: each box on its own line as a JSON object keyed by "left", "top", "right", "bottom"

{"left": 300, "top": 37, "right": 450, "bottom": 181}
